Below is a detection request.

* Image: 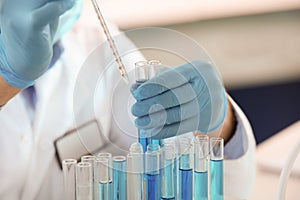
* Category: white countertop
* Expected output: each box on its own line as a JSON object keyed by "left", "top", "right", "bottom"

{"left": 251, "top": 121, "right": 300, "bottom": 199}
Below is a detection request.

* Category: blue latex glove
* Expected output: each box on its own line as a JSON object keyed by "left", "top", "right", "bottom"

{"left": 0, "top": 0, "right": 75, "bottom": 89}
{"left": 131, "top": 60, "right": 228, "bottom": 139}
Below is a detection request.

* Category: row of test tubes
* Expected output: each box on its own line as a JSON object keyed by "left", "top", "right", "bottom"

{"left": 62, "top": 136, "right": 224, "bottom": 200}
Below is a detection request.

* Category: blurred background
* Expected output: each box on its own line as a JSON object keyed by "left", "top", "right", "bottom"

{"left": 100, "top": 0, "right": 300, "bottom": 144}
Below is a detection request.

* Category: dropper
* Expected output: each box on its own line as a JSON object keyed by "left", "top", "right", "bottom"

{"left": 90, "top": 0, "right": 129, "bottom": 84}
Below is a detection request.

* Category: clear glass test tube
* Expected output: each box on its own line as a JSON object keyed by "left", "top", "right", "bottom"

{"left": 194, "top": 135, "right": 209, "bottom": 200}
{"left": 161, "top": 144, "right": 176, "bottom": 200}
{"left": 135, "top": 60, "right": 164, "bottom": 152}
{"left": 146, "top": 60, "right": 163, "bottom": 146}
{"left": 135, "top": 61, "right": 151, "bottom": 153}
{"left": 95, "top": 157, "right": 110, "bottom": 200}
{"left": 127, "top": 143, "right": 144, "bottom": 200}
{"left": 112, "top": 156, "right": 127, "bottom": 200}
{"left": 62, "top": 159, "right": 77, "bottom": 200}
{"left": 146, "top": 144, "right": 161, "bottom": 200}
{"left": 179, "top": 138, "right": 193, "bottom": 200}
{"left": 76, "top": 162, "right": 93, "bottom": 200}
{"left": 210, "top": 137, "right": 224, "bottom": 200}
{"left": 98, "top": 153, "right": 113, "bottom": 199}
{"left": 161, "top": 140, "right": 178, "bottom": 200}
{"left": 81, "top": 156, "right": 96, "bottom": 200}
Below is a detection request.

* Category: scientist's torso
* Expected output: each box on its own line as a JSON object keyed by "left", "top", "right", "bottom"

{"left": 0, "top": 17, "right": 138, "bottom": 199}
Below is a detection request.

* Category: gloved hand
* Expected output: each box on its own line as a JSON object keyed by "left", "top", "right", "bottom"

{"left": 131, "top": 60, "right": 228, "bottom": 139}
{"left": 0, "top": 0, "right": 75, "bottom": 89}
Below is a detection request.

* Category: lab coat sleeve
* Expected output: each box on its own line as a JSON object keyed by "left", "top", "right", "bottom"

{"left": 224, "top": 96, "right": 256, "bottom": 199}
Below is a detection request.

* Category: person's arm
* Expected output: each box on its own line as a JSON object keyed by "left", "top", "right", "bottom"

{"left": 0, "top": 76, "right": 21, "bottom": 107}
{"left": 200, "top": 95, "right": 237, "bottom": 144}
{"left": 0, "top": 0, "right": 75, "bottom": 96}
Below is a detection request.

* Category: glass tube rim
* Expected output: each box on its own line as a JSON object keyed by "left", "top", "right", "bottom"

{"left": 62, "top": 158, "right": 77, "bottom": 165}
{"left": 77, "top": 162, "right": 92, "bottom": 168}
{"left": 147, "top": 59, "right": 162, "bottom": 66}
{"left": 97, "top": 152, "right": 112, "bottom": 158}
{"left": 129, "top": 142, "right": 144, "bottom": 154}
{"left": 195, "top": 135, "right": 209, "bottom": 143}
{"left": 135, "top": 60, "right": 148, "bottom": 68}
{"left": 112, "top": 155, "right": 126, "bottom": 162}
{"left": 81, "top": 155, "right": 96, "bottom": 162}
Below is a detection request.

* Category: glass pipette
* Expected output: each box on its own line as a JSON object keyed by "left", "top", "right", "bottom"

{"left": 90, "top": 0, "right": 129, "bottom": 84}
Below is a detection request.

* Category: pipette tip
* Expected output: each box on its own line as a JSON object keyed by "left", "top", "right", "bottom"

{"left": 122, "top": 75, "right": 130, "bottom": 85}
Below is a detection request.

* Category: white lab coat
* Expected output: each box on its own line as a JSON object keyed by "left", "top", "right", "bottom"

{"left": 0, "top": 14, "right": 256, "bottom": 200}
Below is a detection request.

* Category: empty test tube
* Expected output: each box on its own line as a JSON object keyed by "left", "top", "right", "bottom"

{"left": 81, "top": 156, "right": 96, "bottom": 200}
{"left": 76, "top": 162, "right": 93, "bottom": 200}
{"left": 210, "top": 137, "right": 224, "bottom": 200}
{"left": 62, "top": 159, "right": 77, "bottom": 200}
{"left": 161, "top": 144, "right": 176, "bottom": 200}
{"left": 194, "top": 135, "right": 209, "bottom": 200}
{"left": 127, "top": 143, "right": 144, "bottom": 200}
{"left": 146, "top": 144, "right": 161, "bottom": 200}
{"left": 112, "top": 156, "right": 127, "bottom": 200}
{"left": 179, "top": 138, "right": 193, "bottom": 200}
{"left": 95, "top": 157, "right": 110, "bottom": 200}
{"left": 98, "top": 153, "right": 113, "bottom": 199}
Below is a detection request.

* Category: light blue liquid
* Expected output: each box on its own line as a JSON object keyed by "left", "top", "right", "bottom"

{"left": 108, "top": 181, "right": 112, "bottom": 200}
{"left": 194, "top": 171, "right": 208, "bottom": 200}
{"left": 179, "top": 154, "right": 192, "bottom": 200}
{"left": 179, "top": 169, "right": 192, "bottom": 200}
{"left": 174, "top": 159, "right": 177, "bottom": 200}
{"left": 210, "top": 160, "right": 224, "bottom": 200}
{"left": 99, "top": 182, "right": 109, "bottom": 200}
{"left": 113, "top": 164, "right": 126, "bottom": 200}
{"left": 146, "top": 173, "right": 161, "bottom": 200}
{"left": 161, "top": 160, "right": 175, "bottom": 199}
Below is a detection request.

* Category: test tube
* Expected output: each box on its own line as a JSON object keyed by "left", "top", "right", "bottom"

{"left": 76, "top": 162, "right": 93, "bottom": 200}
{"left": 194, "top": 135, "right": 209, "bottom": 200}
{"left": 135, "top": 61, "right": 151, "bottom": 153}
{"left": 94, "top": 157, "right": 110, "bottom": 200}
{"left": 81, "top": 156, "right": 96, "bottom": 200}
{"left": 179, "top": 138, "right": 193, "bottom": 200}
{"left": 127, "top": 143, "right": 144, "bottom": 200}
{"left": 146, "top": 144, "right": 161, "bottom": 200}
{"left": 161, "top": 144, "right": 176, "bottom": 200}
{"left": 98, "top": 153, "right": 113, "bottom": 199}
{"left": 62, "top": 159, "right": 77, "bottom": 200}
{"left": 210, "top": 137, "right": 224, "bottom": 200}
{"left": 161, "top": 140, "right": 178, "bottom": 199}
{"left": 112, "top": 156, "right": 127, "bottom": 200}
{"left": 146, "top": 60, "right": 163, "bottom": 147}
{"left": 135, "top": 60, "right": 164, "bottom": 152}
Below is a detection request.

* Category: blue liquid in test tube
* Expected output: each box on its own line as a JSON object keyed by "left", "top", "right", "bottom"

{"left": 161, "top": 144, "right": 176, "bottom": 200}
{"left": 135, "top": 61, "right": 163, "bottom": 152}
{"left": 99, "top": 182, "right": 109, "bottom": 200}
{"left": 112, "top": 156, "right": 126, "bottom": 200}
{"left": 194, "top": 172, "right": 208, "bottom": 199}
{"left": 210, "top": 137, "right": 224, "bottom": 200}
{"left": 98, "top": 153, "right": 113, "bottom": 200}
{"left": 95, "top": 157, "right": 110, "bottom": 200}
{"left": 179, "top": 138, "right": 193, "bottom": 200}
{"left": 146, "top": 144, "right": 161, "bottom": 200}
{"left": 194, "top": 135, "right": 209, "bottom": 200}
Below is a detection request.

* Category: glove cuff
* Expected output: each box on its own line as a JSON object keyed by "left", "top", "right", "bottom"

{"left": 0, "top": 52, "right": 34, "bottom": 89}
{"left": 0, "top": 67, "right": 34, "bottom": 89}
{"left": 205, "top": 89, "right": 229, "bottom": 133}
